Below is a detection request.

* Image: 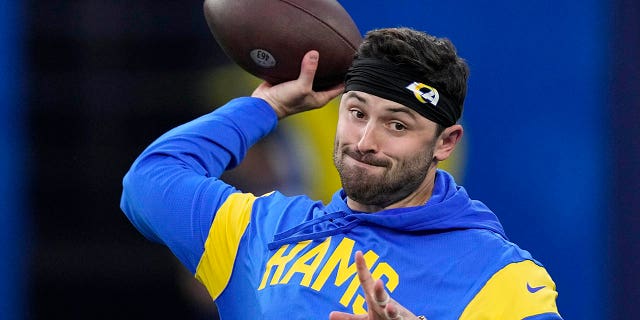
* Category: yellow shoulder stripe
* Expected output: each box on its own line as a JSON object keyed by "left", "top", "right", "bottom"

{"left": 459, "top": 260, "right": 559, "bottom": 319}
{"left": 195, "top": 192, "right": 256, "bottom": 300}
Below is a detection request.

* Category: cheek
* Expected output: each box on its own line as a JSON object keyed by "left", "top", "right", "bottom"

{"left": 335, "top": 119, "right": 356, "bottom": 145}
{"left": 386, "top": 139, "right": 433, "bottom": 160}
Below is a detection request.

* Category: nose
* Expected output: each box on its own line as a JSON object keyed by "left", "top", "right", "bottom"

{"left": 356, "top": 123, "right": 379, "bottom": 153}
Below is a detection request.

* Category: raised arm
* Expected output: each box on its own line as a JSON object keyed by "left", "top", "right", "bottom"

{"left": 120, "top": 50, "right": 343, "bottom": 273}
{"left": 120, "top": 96, "right": 278, "bottom": 271}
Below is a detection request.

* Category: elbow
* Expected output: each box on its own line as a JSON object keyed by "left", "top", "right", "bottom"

{"left": 119, "top": 166, "right": 162, "bottom": 243}
{"left": 120, "top": 165, "right": 141, "bottom": 213}
{"left": 119, "top": 168, "right": 142, "bottom": 226}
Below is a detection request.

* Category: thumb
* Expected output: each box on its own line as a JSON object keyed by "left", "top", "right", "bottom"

{"left": 297, "top": 50, "right": 319, "bottom": 88}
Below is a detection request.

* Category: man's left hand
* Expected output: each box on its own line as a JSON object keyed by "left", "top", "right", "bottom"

{"left": 328, "top": 251, "right": 423, "bottom": 320}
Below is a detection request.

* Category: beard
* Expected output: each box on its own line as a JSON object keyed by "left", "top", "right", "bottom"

{"left": 333, "top": 143, "right": 434, "bottom": 208}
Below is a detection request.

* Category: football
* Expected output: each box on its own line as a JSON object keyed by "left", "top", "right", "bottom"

{"left": 203, "top": 0, "right": 362, "bottom": 90}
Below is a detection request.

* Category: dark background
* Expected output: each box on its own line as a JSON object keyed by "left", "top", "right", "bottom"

{"left": 28, "top": 1, "right": 226, "bottom": 318}
{"left": 1, "top": 0, "right": 638, "bottom": 319}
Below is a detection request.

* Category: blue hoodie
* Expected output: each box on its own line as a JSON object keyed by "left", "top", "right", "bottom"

{"left": 120, "top": 97, "right": 561, "bottom": 320}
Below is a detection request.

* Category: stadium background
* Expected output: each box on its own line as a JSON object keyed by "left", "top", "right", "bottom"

{"left": 1, "top": 0, "right": 638, "bottom": 319}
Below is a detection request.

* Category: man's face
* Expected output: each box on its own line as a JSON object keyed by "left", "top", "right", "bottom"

{"left": 333, "top": 91, "right": 441, "bottom": 209}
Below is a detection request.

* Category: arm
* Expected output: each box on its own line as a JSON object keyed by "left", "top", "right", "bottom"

{"left": 120, "top": 50, "right": 343, "bottom": 272}
{"left": 119, "top": 97, "right": 278, "bottom": 271}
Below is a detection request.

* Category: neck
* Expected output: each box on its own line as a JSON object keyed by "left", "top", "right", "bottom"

{"left": 347, "top": 167, "right": 438, "bottom": 213}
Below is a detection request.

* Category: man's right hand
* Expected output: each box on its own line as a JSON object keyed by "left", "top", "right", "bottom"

{"left": 251, "top": 50, "right": 345, "bottom": 119}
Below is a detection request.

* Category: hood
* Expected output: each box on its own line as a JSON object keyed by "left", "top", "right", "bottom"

{"left": 267, "top": 170, "right": 506, "bottom": 250}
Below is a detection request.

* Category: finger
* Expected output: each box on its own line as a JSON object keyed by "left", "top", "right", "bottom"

{"left": 310, "top": 82, "right": 344, "bottom": 109}
{"left": 385, "top": 303, "right": 403, "bottom": 320}
{"left": 317, "top": 82, "right": 345, "bottom": 99}
{"left": 297, "top": 50, "right": 320, "bottom": 88}
{"left": 354, "top": 251, "right": 388, "bottom": 316}
{"left": 374, "top": 278, "right": 390, "bottom": 307}
{"left": 328, "top": 311, "right": 368, "bottom": 320}
{"left": 354, "top": 250, "right": 376, "bottom": 293}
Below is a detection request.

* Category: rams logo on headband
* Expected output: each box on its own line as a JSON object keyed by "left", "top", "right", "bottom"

{"left": 405, "top": 82, "right": 440, "bottom": 106}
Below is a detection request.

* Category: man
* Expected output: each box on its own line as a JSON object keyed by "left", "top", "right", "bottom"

{"left": 120, "top": 28, "right": 562, "bottom": 319}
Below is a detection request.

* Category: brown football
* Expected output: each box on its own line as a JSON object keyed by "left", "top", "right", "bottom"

{"left": 203, "top": 0, "right": 362, "bottom": 90}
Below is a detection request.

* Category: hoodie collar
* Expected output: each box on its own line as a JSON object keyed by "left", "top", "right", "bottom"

{"left": 268, "top": 170, "right": 506, "bottom": 250}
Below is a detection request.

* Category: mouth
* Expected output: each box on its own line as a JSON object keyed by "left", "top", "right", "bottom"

{"left": 344, "top": 150, "right": 388, "bottom": 168}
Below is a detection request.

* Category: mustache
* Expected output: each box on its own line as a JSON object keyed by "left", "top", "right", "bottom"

{"left": 343, "top": 148, "right": 389, "bottom": 167}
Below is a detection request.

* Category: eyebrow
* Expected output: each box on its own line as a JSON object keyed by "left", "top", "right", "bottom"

{"left": 344, "top": 91, "right": 366, "bottom": 103}
{"left": 344, "top": 92, "right": 418, "bottom": 120}
{"left": 386, "top": 107, "right": 418, "bottom": 120}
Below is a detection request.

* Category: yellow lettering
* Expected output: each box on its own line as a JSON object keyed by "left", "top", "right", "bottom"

{"left": 259, "top": 236, "right": 401, "bottom": 317}
{"left": 258, "top": 240, "right": 311, "bottom": 290}
{"left": 280, "top": 237, "right": 332, "bottom": 286}
{"left": 352, "top": 295, "right": 367, "bottom": 314}
{"left": 371, "top": 262, "right": 399, "bottom": 291}
{"left": 311, "top": 237, "right": 354, "bottom": 291}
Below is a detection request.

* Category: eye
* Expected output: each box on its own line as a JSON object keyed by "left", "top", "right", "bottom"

{"left": 349, "top": 109, "right": 365, "bottom": 119}
{"left": 390, "top": 121, "right": 407, "bottom": 131}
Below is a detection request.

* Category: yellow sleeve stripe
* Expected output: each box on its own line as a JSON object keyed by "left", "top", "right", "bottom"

{"left": 195, "top": 192, "right": 256, "bottom": 300}
{"left": 459, "top": 260, "right": 559, "bottom": 320}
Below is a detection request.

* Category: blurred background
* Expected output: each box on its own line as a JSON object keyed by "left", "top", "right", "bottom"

{"left": 1, "top": 0, "right": 638, "bottom": 319}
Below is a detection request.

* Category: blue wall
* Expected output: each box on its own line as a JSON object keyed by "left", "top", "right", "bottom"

{"left": 611, "top": 0, "right": 640, "bottom": 316}
{"left": 343, "top": 1, "right": 610, "bottom": 319}
{"left": 0, "top": 2, "right": 27, "bottom": 319}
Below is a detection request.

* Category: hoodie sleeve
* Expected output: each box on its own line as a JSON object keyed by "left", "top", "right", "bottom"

{"left": 119, "top": 97, "right": 278, "bottom": 273}
{"left": 459, "top": 259, "right": 562, "bottom": 319}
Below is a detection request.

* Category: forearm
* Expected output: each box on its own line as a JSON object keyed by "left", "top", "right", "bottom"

{"left": 136, "top": 97, "right": 278, "bottom": 176}
{"left": 119, "top": 97, "right": 277, "bottom": 269}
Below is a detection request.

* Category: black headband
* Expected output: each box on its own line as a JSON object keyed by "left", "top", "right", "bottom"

{"left": 344, "top": 58, "right": 460, "bottom": 127}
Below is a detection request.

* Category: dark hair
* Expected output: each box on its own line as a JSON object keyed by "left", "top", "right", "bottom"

{"left": 354, "top": 27, "right": 470, "bottom": 125}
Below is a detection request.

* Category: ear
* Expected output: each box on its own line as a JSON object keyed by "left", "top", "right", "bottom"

{"left": 434, "top": 124, "right": 463, "bottom": 161}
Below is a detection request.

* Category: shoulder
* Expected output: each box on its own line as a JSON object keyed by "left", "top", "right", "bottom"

{"left": 458, "top": 230, "right": 561, "bottom": 319}
{"left": 208, "top": 191, "right": 321, "bottom": 233}
{"left": 460, "top": 258, "right": 561, "bottom": 319}
{"left": 209, "top": 190, "right": 325, "bottom": 244}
